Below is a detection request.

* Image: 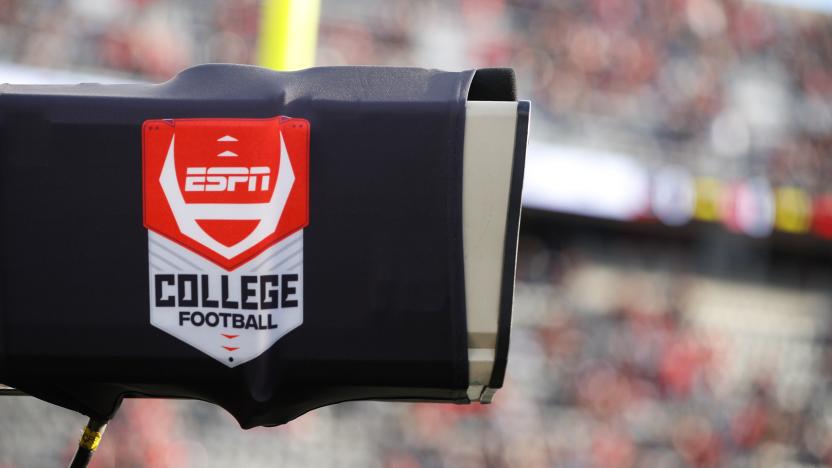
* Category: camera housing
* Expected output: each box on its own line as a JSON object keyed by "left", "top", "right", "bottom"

{"left": 0, "top": 65, "right": 528, "bottom": 427}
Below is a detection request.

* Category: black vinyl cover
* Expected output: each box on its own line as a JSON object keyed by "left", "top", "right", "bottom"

{"left": 0, "top": 64, "right": 519, "bottom": 427}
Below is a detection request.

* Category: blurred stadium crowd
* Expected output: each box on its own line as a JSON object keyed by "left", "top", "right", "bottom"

{"left": 3, "top": 0, "right": 832, "bottom": 466}
{"left": 3, "top": 0, "right": 832, "bottom": 191}
{"left": 3, "top": 229, "right": 832, "bottom": 467}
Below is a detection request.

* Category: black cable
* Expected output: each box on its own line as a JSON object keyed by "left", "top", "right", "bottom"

{"left": 68, "top": 418, "right": 109, "bottom": 468}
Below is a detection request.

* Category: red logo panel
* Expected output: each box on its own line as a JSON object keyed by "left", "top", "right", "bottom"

{"left": 143, "top": 117, "right": 309, "bottom": 270}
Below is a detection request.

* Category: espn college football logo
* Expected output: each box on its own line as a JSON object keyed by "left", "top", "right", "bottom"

{"left": 143, "top": 117, "right": 309, "bottom": 367}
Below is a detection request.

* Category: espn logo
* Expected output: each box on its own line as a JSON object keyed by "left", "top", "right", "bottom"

{"left": 185, "top": 167, "right": 271, "bottom": 192}
{"left": 143, "top": 116, "right": 309, "bottom": 269}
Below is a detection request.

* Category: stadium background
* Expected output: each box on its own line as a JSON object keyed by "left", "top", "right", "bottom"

{"left": 2, "top": 0, "right": 832, "bottom": 466}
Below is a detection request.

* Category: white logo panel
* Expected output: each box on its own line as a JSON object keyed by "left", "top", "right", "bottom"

{"left": 148, "top": 230, "right": 304, "bottom": 367}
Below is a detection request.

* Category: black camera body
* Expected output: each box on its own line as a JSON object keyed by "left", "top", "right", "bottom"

{"left": 0, "top": 64, "right": 528, "bottom": 428}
